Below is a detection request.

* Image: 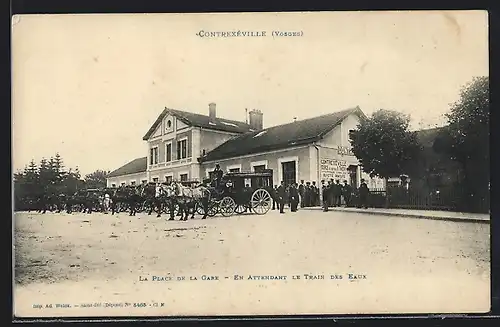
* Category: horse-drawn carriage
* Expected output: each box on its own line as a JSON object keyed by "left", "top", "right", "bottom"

{"left": 198, "top": 169, "right": 274, "bottom": 217}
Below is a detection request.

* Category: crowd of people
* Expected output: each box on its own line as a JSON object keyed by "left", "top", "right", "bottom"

{"left": 270, "top": 178, "right": 371, "bottom": 214}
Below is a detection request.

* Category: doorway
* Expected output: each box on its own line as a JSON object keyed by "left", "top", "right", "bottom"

{"left": 282, "top": 161, "right": 297, "bottom": 186}
{"left": 348, "top": 165, "right": 358, "bottom": 188}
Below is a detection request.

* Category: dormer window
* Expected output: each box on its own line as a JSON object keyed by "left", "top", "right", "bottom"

{"left": 167, "top": 120, "right": 172, "bottom": 128}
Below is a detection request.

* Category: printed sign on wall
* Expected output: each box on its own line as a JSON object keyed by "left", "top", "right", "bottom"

{"left": 320, "top": 158, "right": 349, "bottom": 181}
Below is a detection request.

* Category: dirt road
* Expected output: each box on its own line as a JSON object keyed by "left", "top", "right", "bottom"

{"left": 14, "top": 210, "right": 490, "bottom": 317}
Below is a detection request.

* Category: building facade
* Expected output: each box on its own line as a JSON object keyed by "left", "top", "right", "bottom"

{"left": 106, "top": 157, "right": 147, "bottom": 187}
{"left": 107, "top": 103, "right": 385, "bottom": 191}
{"left": 199, "top": 106, "right": 385, "bottom": 190}
{"left": 141, "top": 103, "right": 256, "bottom": 184}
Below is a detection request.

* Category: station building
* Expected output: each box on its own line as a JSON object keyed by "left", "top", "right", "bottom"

{"left": 106, "top": 103, "right": 386, "bottom": 190}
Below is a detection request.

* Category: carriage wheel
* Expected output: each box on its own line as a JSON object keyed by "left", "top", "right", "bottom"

{"left": 164, "top": 203, "right": 179, "bottom": 215}
{"left": 195, "top": 200, "right": 205, "bottom": 215}
{"left": 234, "top": 204, "right": 247, "bottom": 214}
{"left": 207, "top": 201, "right": 219, "bottom": 217}
{"left": 196, "top": 201, "right": 217, "bottom": 217}
{"left": 219, "top": 197, "right": 236, "bottom": 217}
{"left": 251, "top": 189, "right": 272, "bottom": 215}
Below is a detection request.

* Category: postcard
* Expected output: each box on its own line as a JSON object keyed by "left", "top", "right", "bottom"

{"left": 12, "top": 11, "right": 490, "bottom": 318}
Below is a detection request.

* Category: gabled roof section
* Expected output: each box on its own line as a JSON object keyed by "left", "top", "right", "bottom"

{"left": 108, "top": 157, "right": 147, "bottom": 178}
{"left": 415, "top": 126, "right": 445, "bottom": 148}
{"left": 143, "top": 107, "right": 254, "bottom": 140}
{"left": 200, "top": 106, "right": 364, "bottom": 162}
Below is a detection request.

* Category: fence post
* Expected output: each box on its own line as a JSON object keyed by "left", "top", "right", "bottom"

{"left": 384, "top": 178, "right": 389, "bottom": 208}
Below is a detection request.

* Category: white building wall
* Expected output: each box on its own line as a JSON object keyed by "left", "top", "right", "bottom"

{"left": 317, "top": 112, "right": 385, "bottom": 189}
{"left": 107, "top": 171, "right": 148, "bottom": 187}
{"left": 201, "top": 146, "right": 312, "bottom": 187}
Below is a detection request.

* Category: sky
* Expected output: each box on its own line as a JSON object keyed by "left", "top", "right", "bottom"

{"left": 12, "top": 11, "right": 488, "bottom": 176}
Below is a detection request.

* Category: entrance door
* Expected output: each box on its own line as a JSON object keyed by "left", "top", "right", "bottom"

{"left": 282, "top": 161, "right": 296, "bottom": 186}
{"left": 348, "top": 165, "right": 358, "bottom": 188}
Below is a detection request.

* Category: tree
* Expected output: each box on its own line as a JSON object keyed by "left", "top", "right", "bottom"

{"left": 13, "top": 153, "right": 88, "bottom": 210}
{"left": 84, "top": 170, "right": 109, "bottom": 189}
{"left": 438, "top": 76, "right": 489, "bottom": 212}
{"left": 348, "top": 109, "right": 422, "bottom": 179}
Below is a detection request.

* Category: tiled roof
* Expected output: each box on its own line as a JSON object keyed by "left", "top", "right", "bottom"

{"left": 200, "top": 106, "right": 364, "bottom": 162}
{"left": 108, "top": 157, "right": 147, "bottom": 178}
{"left": 143, "top": 108, "right": 254, "bottom": 140}
{"left": 415, "top": 126, "right": 445, "bottom": 148}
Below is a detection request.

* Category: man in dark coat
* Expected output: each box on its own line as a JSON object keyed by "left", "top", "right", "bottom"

{"left": 289, "top": 183, "right": 300, "bottom": 212}
{"left": 277, "top": 181, "right": 286, "bottom": 213}
{"left": 327, "top": 180, "right": 334, "bottom": 207}
{"left": 311, "top": 181, "right": 319, "bottom": 206}
{"left": 304, "top": 182, "right": 311, "bottom": 207}
{"left": 272, "top": 185, "right": 278, "bottom": 210}
{"left": 213, "top": 164, "right": 223, "bottom": 188}
{"left": 298, "top": 180, "right": 305, "bottom": 208}
{"left": 342, "top": 180, "right": 353, "bottom": 207}
{"left": 334, "top": 180, "right": 342, "bottom": 206}
{"left": 359, "top": 178, "right": 369, "bottom": 209}
{"left": 321, "top": 180, "right": 329, "bottom": 212}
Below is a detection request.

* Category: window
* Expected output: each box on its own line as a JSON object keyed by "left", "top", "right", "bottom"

{"left": 111, "top": 183, "right": 116, "bottom": 188}
{"left": 165, "top": 175, "right": 173, "bottom": 184}
{"left": 177, "top": 139, "right": 187, "bottom": 159}
{"left": 227, "top": 164, "right": 242, "bottom": 173}
{"left": 165, "top": 143, "right": 172, "bottom": 162}
{"left": 180, "top": 174, "right": 188, "bottom": 182}
{"left": 152, "top": 177, "right": 159, "bottom": 183}
{"left": 165, "top": 119, "right": 173, "bottom": 133}
{"left": 253, "top": 165, "right": 266, "bottom": 173}
{"left": 130, "top": 181, "right": 136, "bottom": 186}
{"left": 150, "top": 146, "right": 159, "bottom": 164}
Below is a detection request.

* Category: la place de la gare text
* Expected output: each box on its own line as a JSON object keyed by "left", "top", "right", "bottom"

{"left": 139, "top": 273, "right": 367, "bottom": 282}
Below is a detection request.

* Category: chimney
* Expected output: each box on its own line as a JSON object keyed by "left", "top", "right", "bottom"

{"left": 248, "top": 109, "right": 263, "bottom": 130}
{"left": 208, "top": 102, "right": 216, "bottom": 120}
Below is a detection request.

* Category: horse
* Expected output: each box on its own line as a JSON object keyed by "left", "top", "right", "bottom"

{"left": 139, "top": 183, "right": 169, "bottom": 218}
{"left": 66, "top": 190, "right": 93, "bottom": 214}
{"left": 110, "top": 186, "right": 132, "bottom": 215}
{"left": 126, "top": 185, "right": 144, "bottom": 216}
{"left": 170, "top": 181, "right": 211, "bottom": 220}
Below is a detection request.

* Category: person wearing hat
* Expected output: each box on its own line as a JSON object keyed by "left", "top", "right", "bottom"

{"left": 213, "top": 163, "right": 223, "bottom": 188}
{"left": 321, "top": 180, "right": 330, "bottom": 212}
{"left": 298, "top": 180, "right": 305, "bottom": 208}
{"left": 289, "top": 183, "right": 300, "bottom": 212}
{"left": 333, "top": 179, "right": 342, "bottom": 207}
{"left": 341, "top": 180, "right": 352, "bottom": 207}
{"left": 277, "top": 181, "right": 286, "bottom": 214}
{"left": 358, "top": 178, "right": 369, "bottom": 209}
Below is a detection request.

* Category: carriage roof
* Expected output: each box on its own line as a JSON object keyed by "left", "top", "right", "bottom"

{"left": 223, "top": 170, "right": 273, "bottom": 179}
